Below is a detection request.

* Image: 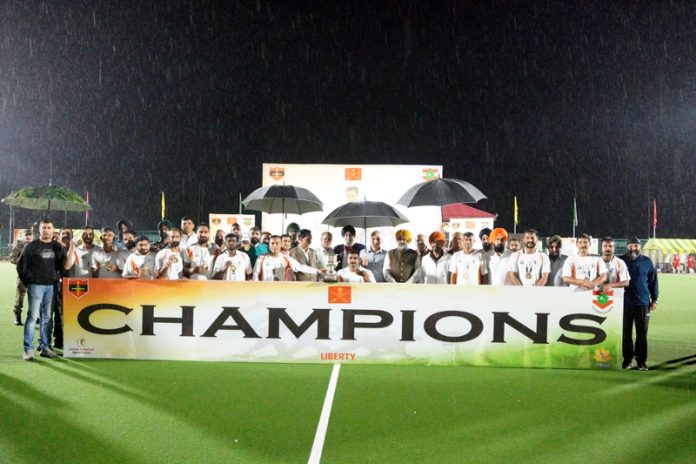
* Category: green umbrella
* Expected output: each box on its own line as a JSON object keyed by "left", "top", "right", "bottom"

{"left": 2, "top": 186, "right": 92, "bottom": 212}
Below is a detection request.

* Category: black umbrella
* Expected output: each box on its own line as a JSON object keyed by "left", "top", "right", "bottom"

{"left": 242, "top": 184, "right": 323, "bottom": 231}
{"left": 322, "top": 201, "right": 410, "bottom": 230}
{"left": 397, "top": 178, "right": 487, "bottom": 207}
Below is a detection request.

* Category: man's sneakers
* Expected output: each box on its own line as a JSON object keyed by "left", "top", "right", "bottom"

{"left": 22, "top": 350, "right": 34, "bottom": 361}
{"left": 637, "top": 362, "right": 649, "bottom": 371}
{"left": 621, "top": 360, "right": 632, "bottom": 370}
{"left": 40, "top": 347, "right": 57, "bottom": 359}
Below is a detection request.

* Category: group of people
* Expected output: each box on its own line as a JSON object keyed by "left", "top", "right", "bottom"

{"left": 12, "top": 216, "right": 658, "bottom": 371}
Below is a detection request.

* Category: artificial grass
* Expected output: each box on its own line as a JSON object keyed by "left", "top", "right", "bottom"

{"left": 0, "top": 263, "right": 694, "bottom": 463}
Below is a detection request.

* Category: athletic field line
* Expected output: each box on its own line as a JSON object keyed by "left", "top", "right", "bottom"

{"left": 308, "top": 363, "right": 341, "bottom": 464}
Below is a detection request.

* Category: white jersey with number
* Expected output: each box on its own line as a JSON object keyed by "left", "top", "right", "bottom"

{"left": 599, "top": 256, "right": 631, "bottom": 284}
{"left": 508, "top": 251, "right": 551, "bottom": 286}
{"left": 213, "top": 252, "right": 252, "bottom": 281}
{"left": 155, "top": 248, "right": 185, "bottom": 280}
{"left": 562, "top": 255, "right": 602, "bottom": 285}
{"left": 449, "top": 251, "right": 487, "bottom": 285}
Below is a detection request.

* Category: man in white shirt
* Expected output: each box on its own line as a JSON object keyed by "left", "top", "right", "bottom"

{"left": 92, "top": 227, "right": 128, "bottom": 278}
{"left": 212, "top": 234, "right": 252, "bottom": 281}
{"left": 507, "top": 229, "right": 550, "bottom": 286}
{"left": 315, "top": 231, "right": 334, "bottom": 269}
{"left": 598, "top": 236, "right": 630, "bottom": 293}
{"left": 288, "top": 229, "right": 320, "bottom": 281}
{"left": 449, "top": 232, "right": 487, "bottom": 285}
{"left": 183, "top": 223, "right": 219, "bottom": 280}
{"left": 487, "top": 228, "right": 512, "bottom": 286}
{"left": 179, "top": 215, "right": 198, "bottom": 250}
{"left": 253, "top": 236, "right": 324, "bottom": 281}
{"left": 122, "top": 237, "right": 157, "bottom": 279}
{"left": 155, "top": 227, "right": 185, "bottom": 280}
{"left": 337, "top": 249, "right": 376, "bottom": 283}
{"left": 70, "top": 226, "right": 102, "bottom": 278}
{"left": 421, "top": 231, "right": 450, "bottom": 284}
{"left": 562, "top": 234, "right": 607, "bottom": 290}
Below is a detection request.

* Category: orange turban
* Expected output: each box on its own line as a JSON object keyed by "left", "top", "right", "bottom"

{"left": 395, "top": 229, "right": 412, "bottom": 242}
{"left": 489, "top": 228, "right": 508, "bottom": 242}
{"left": 428, "top": 231, "right": 446, "bottom": 245}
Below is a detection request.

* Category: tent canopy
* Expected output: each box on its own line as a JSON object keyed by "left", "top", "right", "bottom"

{"left": 642, "top": 239, "right": 696, "bottom": 254}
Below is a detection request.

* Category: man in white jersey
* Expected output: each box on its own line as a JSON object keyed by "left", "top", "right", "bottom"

{"left": 122, "top": 237, "right": 156, "bottom": 279}
{"left": 212, "top": 234, "right": 252, "bottom": 281}
{"left": 92, "top": 227, "right": 128, "bottom": 278}
{"left": 598, "top": 237, "right": 630, "bottom": 293}
{"left": 449, "top": 231, "right": 487, "bottom": 285}
{"left": 156, "top": 227, "right": 185, "bottom": 280}
{"left": 420, "top": 231, "right": 450, "bottom": 284}
{"left": 487, "top": 228, "right": 512, "bottom": 286}
{"left": 253, "top": 236, "right": 323, "bottom": 281}
{"left": 69, "top": 226, "right": 102, "bottom": 278}
{"left": 337, "top": 249, "right": 376, "bottom": 283}
{"left": 562, "top": 234, "right": 606, "bottom": 290}
{"left": 507, "top": 229, "right": 550, "bottom": 286}
{"left": 179, "top": 215, "right": 198, "bottom": 250}
{"left": 183, "top": 223, "right": 219, "bottom": 280}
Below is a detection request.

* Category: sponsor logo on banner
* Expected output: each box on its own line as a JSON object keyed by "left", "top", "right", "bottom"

{"left": 422, "top": 168, "right": 439, "bottom": 181}
{"left": 328, "top": 286, "right": 351, "bottom": 304}
{"left": 67, "top": 337, "right": 95, "bottom": 356}
{"left": 345, "top": 167, "right": 362, "bottom": 180}
{"left": 592, "top": 290, "right": 614, "bottom": 314}
{"left": 67, "top": 279, "right": 89, "bottom": 298}
{"left": 269, "top": 166, "right": 285, "bottom": 180}
{"left": 593, "top": 346, "right": 613, "bottom": 368}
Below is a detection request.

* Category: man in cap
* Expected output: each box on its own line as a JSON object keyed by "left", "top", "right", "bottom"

{"left": 546, "top": 235, "right": 569, "bottom": 287}
{"left": 620, "top": 237, "right": 658, "bottom": 370}
{"left": 383, "top": 229, "right": 421, "bottom": 283}
{"left": 487, "top": 228, "right": 512, "bottom": 286}
{"left": 507, "top": 229, "right": 550, "bottom": 286}
{"left": 420, "top": 231, "right": 450, "bottom": 284}
{"left": 10, "top": 229, "right": 33, "bottom": 325}
{"left": 334, "top": 225, "right": 365, "bottom": 269}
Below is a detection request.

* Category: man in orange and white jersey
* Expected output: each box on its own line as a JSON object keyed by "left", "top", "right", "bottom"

{"left": 449, "top": 232, "right": 487, "bottom": 285}
{"left": 562, "top": 234, "right": 606, "bottom": 290}
{"left": 507, "top": 229, "right": 550, "bottom": 286}
{"left": 598, "top": 237, "right": 630, "bottom": 293}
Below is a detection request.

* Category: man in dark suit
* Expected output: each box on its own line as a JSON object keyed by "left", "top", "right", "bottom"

{"left": 333, "top": 225, "right": 365, "bottom": 269}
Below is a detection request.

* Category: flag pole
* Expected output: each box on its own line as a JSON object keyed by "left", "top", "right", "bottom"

{"left": 652, "top": 198, "right": 657, "bottom": 239}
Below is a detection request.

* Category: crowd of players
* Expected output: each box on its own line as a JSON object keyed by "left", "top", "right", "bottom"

{"left": 11, "top": 216, "right": 658, "bottom": 370}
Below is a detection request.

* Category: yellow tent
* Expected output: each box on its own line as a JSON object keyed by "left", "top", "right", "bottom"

{"left": 642, "top": 238, "right": 696, "bottom": 268}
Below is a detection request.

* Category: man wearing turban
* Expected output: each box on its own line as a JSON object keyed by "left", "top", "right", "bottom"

{"left": 420, "top": 231, "right": 450, "bottom": 284}
{"left": 488, "top": 228, "right": 513, "bottom": 286}
{"left": 383, "top": 229, "right": 421, "bottom": 283}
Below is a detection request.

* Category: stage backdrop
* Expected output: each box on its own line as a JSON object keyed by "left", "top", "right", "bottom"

{"left": 63, "top": 279, "right": 621, "bottom": 369}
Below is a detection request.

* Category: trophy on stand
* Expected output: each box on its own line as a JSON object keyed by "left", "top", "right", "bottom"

{"left": 323, "top": 254, "right": 338, "bottom": 283}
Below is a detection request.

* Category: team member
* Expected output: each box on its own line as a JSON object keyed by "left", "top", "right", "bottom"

{"left": 337, "top": 249, "right": 376, "bottom": 283}
{"left": 155, "top": 228, "right": 185, "bottom": 280}
{"left": 115, "top": 219, "right": 134, "bottom": 249}
{"left": 253, "top": 236, "right": 323, "bottom": 281}
{"left": 212, "top": 234, "right": 252, "bottom": 281}
{"left": 420, "top": 231, "right": 450, "bottom": 284}
{"left": 179, "top": 215, "right": 198, "bottom": 250}
{"left": 688, "top": 254, "right": 695, "bottom": 274}
{"left": 620, "top": 237, "right": 658, "bottom": 370}
{"left": 183, "top": 223, "right": 219, "bottom": 280}
{"left": 249, "top": 226, "right": 268, "bottom": 260}
{"left": 449, "top": 232, "right": 487, "bottom": 285}
{"left": 69, "top": 226, "right": 102, "bottom": 278}
{"left": 383, "top": 229, "right": 421, "bottom": 283}
{"left": 122, "top": 236, "right": 157, "bottom": 279}
{"left": 562, "top": 234, "right": 606, "bottom": 290}
{"left": 10, "top": 229, "right": 33, "bottom": 325}
{"left": 672, "top": 253, "right": 681, "bottom": 274}
{"left": 151, "top": 219, "right": 173, "bottom": 254}
{"left": 447, "top": 232, "right": 463, "bottom": 255}
{"left": 598, "top": 237, "right": 630, "bottom": 293}
{"left": 16, "top": 218, "right": 75, "bottom": 360}
{"left": 360, "top": 231, "right": 387, "bottom": 283}
{"left": 546, "top": 235, "right": 569, "bottom": 287}
{"left": 487, "top": 228, "right": 512, "bottom": 286}
{"left": 334, "top": 225, "right": 365, "bottom": 269}
{"left": 92, "top": 227, "right": 128, "bottom": 278}
{"left": 507, "top": 229, "right": 550, "bottom": 286}
{"left": 280, "top": 234, "right": 293, "bottom": 255}
{"left": 288, "top": 229, "right": 320, "bottom": 281}
{"left": 508, "top": 237, "right": 520, "bottom": 252}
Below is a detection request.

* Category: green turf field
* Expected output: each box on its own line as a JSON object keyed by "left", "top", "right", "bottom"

{"left": 0, "top": 263, "right": 694, "bottom": 463}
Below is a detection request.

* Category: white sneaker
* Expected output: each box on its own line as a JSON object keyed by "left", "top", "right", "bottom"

{"left": 22, "top": 350, "right": 34, "bottom": 361}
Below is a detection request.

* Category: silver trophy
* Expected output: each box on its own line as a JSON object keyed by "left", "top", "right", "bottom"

{"left": 323, "top": 254, "right": 338, "bottom": 283}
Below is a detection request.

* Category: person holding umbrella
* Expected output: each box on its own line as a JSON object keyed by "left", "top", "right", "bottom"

{"left": 16, "top": 218, "right": 76, "bottom": 360}
{"left": 383, "top": 229, "right": 421, "bottom": 283}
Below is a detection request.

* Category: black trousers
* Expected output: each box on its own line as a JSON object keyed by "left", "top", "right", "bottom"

{"left": 622, "top": 304, "right": 651, "bottom": 363}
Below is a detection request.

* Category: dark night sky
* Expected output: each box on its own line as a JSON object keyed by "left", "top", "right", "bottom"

{"left": 1, "top": 0, "right": 695, "bottom": 237}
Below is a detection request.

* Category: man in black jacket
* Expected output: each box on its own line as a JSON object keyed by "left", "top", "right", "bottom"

{"left": 16, "top": 218, "right": 75, "bottom": 360}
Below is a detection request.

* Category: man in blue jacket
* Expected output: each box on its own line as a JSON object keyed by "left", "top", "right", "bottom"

{"left": 620, "top": 237, "right": 659, "bottom": 370}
